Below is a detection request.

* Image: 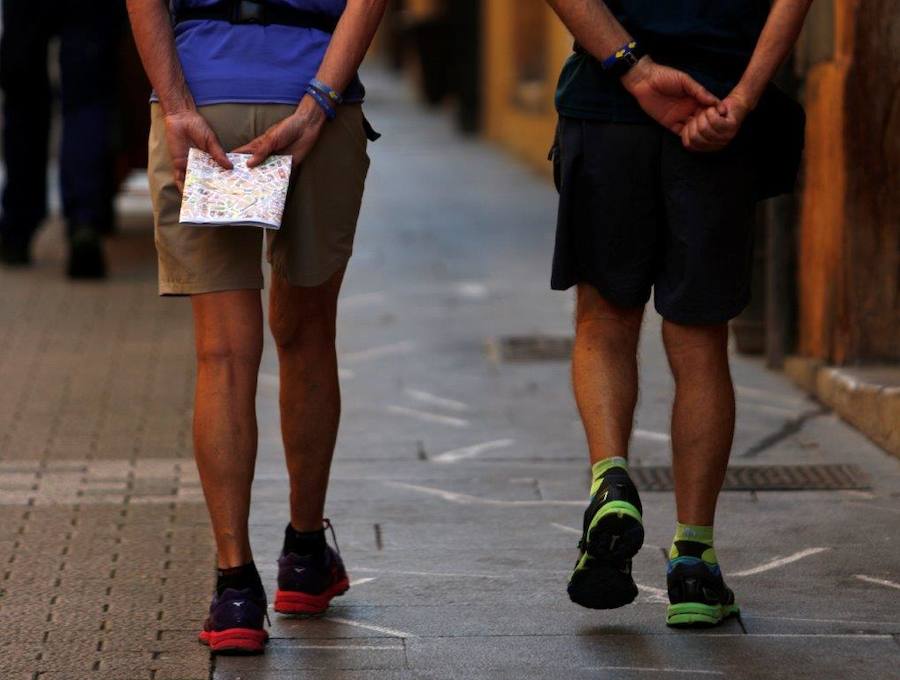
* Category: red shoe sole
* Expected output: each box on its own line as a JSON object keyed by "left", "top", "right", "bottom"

{"left": 274, "top": 577, "right": 350, "bottom": 615}
{"left": 199, "top": 627, "right": 268, "bottom": 654}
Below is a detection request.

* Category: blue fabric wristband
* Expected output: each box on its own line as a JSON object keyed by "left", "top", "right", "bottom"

{"left": 309, "top": 78, "right": 343, "bottom": 105}
{"left": 305, "top": 85, "right": 336, "bottom": 120}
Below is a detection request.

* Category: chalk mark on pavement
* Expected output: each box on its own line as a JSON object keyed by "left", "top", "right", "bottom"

{"left": 854, "top": 575, "right": 900, "bottom": 591}
{"left": 385, "top": 481, "right": 581, "bottom": 506}
{"left": 433, "top": 439, "right": 515, "bottom": 463}
{"left": 405, "top": 388, "right": 469, "bottom": 412}
{"left": 386, "top": 406, "right": 470, "bottom": 428}
{"left": 731, "top": 548, "right": 829, "bottom": 577}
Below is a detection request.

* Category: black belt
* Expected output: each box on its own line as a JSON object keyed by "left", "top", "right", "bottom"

{"left": 173, "top": 0, "right": 338, "bottom": 32}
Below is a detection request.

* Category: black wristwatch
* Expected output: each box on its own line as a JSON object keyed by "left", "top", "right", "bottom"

{"left": 601, "top": 41, "right": 647, "bottom": 79}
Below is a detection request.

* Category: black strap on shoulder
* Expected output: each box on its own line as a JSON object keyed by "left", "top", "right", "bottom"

{"left": 173, "top": 0, "right": 338, "bottom": 33}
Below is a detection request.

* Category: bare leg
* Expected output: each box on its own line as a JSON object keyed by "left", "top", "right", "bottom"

{"left": 268, "top": 269, "right": 345, "bottom": 532}
{"left": 662, "top": 321, "right": 734, "bottom": 526}
{"left": 573, "top": 285, "right": 645, "bottom": 464}
{"left": 191, "top": 290, "right": 264, "bottom": 569}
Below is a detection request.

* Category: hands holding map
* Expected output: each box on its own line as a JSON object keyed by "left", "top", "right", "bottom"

{"left": 178, "top": 148, "right": 293, "bottom": 230}
{"left": 233, "top": 94, "right": 328, "bottom": 168}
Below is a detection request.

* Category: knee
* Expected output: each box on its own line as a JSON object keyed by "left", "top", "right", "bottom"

{"left": 269, "top": 299, "right": 336, "bottom": 352}
{"left": 195, "top": 337, "right": 262, "bottom": 373}
{"left": 662, "top": 322, "right": 729, "bottom": 374}
{"left": 575, "top": 286, "right": 644, "bottom": 336}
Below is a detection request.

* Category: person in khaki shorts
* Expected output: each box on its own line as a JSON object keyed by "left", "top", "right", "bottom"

{"left": 127, "top": 0, "right": 386, "bottom": 654}
{"left": 149, "top": 102, "right": 371, "bottom": 293}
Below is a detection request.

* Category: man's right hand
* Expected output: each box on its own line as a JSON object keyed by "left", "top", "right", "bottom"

{"left": 163, "top": 110, "right": 232, "bottom": 192}
{"left": 621, "top": 57, "right": 722, "bottom": 135}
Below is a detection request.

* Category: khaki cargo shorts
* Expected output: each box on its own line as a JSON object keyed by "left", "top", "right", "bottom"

{"left": 148, "top": 102, "right": 370, "bottom": 295}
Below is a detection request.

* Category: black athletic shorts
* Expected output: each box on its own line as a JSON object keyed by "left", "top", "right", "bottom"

{"left": 551, "top": 117, "right": 757, "bottom": 325}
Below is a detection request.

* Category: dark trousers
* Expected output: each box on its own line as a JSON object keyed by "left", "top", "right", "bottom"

{"left": 0, "top": 0, "right": 122, "bottom": 246}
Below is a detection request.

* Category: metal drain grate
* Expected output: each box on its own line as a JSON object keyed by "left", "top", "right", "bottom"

{"left": 631, "top": 464, "right": 870, "bottom": 491}
{"left": 487, "top": 335, "right": 574, "bottom": 362}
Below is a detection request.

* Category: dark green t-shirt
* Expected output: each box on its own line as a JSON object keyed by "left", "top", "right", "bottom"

{"left": 556, "top": 0, "right": 770, "bottom": 122}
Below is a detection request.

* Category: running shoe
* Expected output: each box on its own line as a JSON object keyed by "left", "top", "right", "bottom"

{"left": 198, "top": 587, "right": 268, "bottom": 654}
{"left": 666, "top": 540, "right": 740, "bottom": 627}
{"left": 274, "top": 520, "right": 350, "bottom": 616}
{"left": 567, "top": 467, "right": 644, "bottom": 609}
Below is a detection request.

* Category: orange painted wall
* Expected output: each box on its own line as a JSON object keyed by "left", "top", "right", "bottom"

{"left": 797, "top": 60, "right": 848, "bottom": 360}
{"left": 481, "top": 1, "right": 571, "bottom": 174}
{"left": 797, "top": 0, "right": 900, "bottom": 363}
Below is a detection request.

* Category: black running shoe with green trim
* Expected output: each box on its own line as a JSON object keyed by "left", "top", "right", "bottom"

{"left": 666, "top": 540, "right": 740, "bottom": 627}
{"left": 567, "top": 467, "right": 644, "bottom": 610}
{"left": 568, "top": 553, "right": 638, "bottom": 610}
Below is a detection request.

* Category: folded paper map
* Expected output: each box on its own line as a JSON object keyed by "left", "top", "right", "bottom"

{"left": 179, "top": 148, "right": 293, "bottom": 229}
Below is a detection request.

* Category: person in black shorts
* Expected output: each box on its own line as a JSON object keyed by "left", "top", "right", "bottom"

{"left": 545, "top": 0, "right": 811, "bottom": 626}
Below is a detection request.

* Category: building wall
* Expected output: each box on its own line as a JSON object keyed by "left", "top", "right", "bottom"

{"left": 797, "top": 0, "right": 900, "bottom": 363}
{"left": 796, "top": 0, "right": 849, "bottom": 362}
{"left": 481, "top": 1, "right": 571, "bottom": 173}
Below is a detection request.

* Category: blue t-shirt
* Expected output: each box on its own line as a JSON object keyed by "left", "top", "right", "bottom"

{"left": 171, "top": 0, "right": 364, "bottom": 105}
{"left": 556, "top": 0, "right": 768, "bottom": 122}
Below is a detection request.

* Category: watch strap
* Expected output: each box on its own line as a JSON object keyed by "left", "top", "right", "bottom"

{"left": 601, "top": 41, "right": 646, "bottom": 78}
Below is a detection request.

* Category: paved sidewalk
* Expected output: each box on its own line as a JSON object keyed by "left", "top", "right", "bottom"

{"left": 0, "top": 208, "right": 213, "bottom": 680}
{"left": 2, "top": 69, "right": 900, "bottom": 680}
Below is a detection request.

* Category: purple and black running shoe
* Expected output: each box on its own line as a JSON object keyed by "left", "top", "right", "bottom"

{"left": 198, "top": 588, "right": 268, "bottom": 654}
{"left": 274, "top": 520, "right": 349, "bottom": 616}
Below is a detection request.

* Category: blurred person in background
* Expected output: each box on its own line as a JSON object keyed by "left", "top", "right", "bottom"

{"left": 547, "top": 0, "right": 810, "bottom": 627}
{"left": 127, "top": 0, "right": 385, "bottom": 655}
{"left": 0, "top": 0, "right": 124, "bottom": 278}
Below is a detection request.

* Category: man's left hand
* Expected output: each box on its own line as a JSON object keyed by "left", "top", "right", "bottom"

{"left": 681, "top": 92, "right": 751, "bottom": 152}
{"left": 234, "top": 96, "right": 327, "bottom": 167}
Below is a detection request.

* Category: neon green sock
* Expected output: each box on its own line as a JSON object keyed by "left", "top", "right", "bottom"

{"left": 670, "top": 522, "right": 718, "bottom": 564}
{"left": 589, "top": 456, "right": 629, "bottom": 497}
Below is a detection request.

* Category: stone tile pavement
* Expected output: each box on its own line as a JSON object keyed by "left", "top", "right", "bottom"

{"left": 0, "top": 208, "right": 213, "bottom": 677}
{"left": 1, "top": 69, "right": 899, "bottom": 679}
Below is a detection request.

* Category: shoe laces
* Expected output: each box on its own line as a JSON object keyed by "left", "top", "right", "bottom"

{"left": 323, "top": 518, "right": 341, "bottom": 555}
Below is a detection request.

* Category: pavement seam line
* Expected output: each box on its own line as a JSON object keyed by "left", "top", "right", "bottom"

{"left": 739, "top": 406, "right": 829, "bottom": 457}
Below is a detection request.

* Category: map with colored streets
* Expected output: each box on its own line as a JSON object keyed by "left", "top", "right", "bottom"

{"left": 179, "top": 148, "right": 292, "bottom": 229}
